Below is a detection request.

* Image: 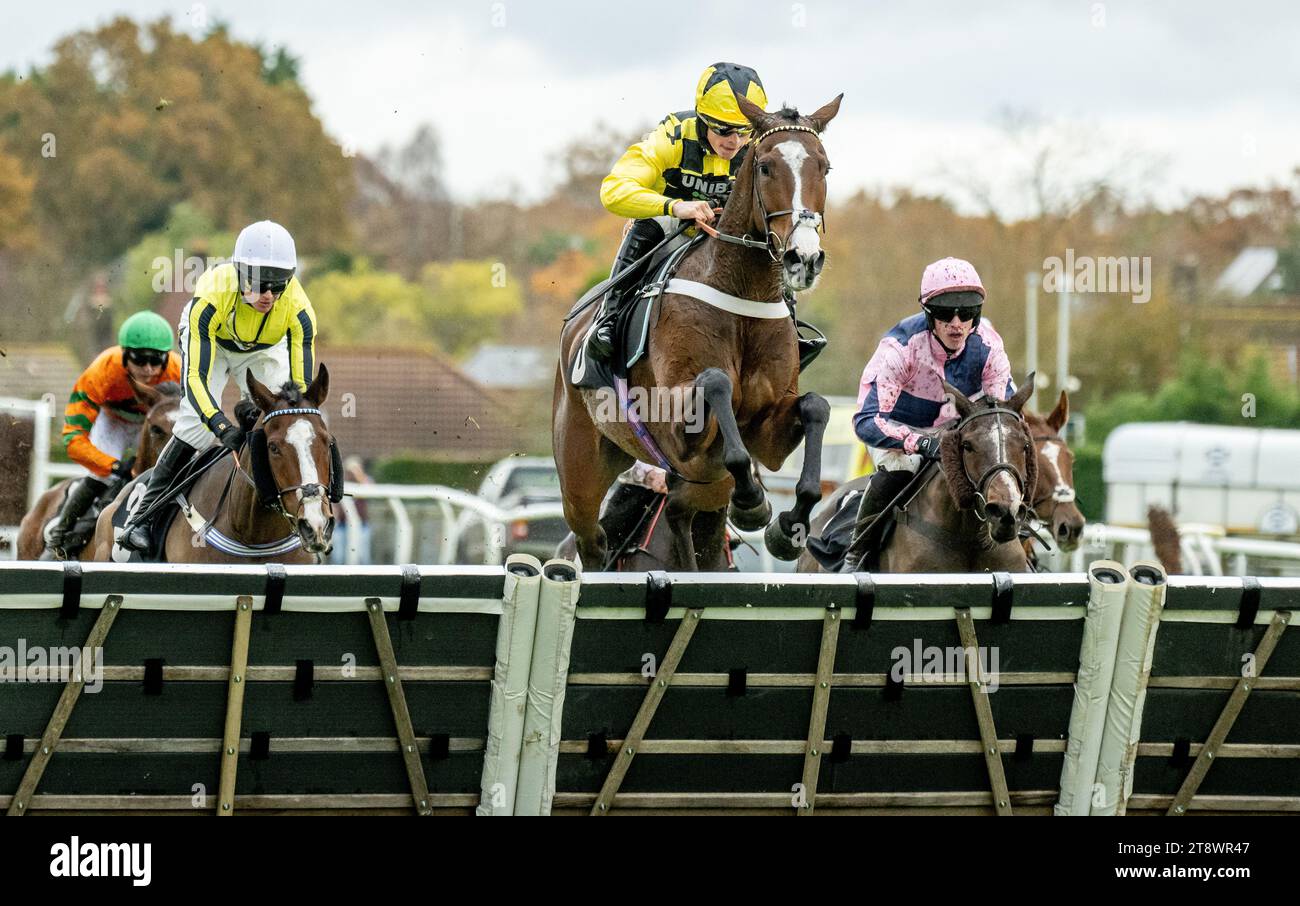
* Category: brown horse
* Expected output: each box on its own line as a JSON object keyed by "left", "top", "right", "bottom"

{"left": 797, "top": 379, "right": 1037, "bottom": 573}
{"left": 555, "top": 482, "right": 733, "bottom": 571}
{"left": 17, "top": 378, "right": 181, "bottom": 560}
{"left": 554, "top": 93, "right": 843, "bottom": 571}
{"left": 89, "top": 367, "right": 337, "bottom": 564}
{"left": 1023, "top": 391, "right": 1085, "bottom": 555}
{"left": 798, "top": 389, "right": 1084, "bottom": 573}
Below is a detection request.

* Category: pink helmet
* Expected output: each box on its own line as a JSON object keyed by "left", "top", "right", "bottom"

{"left": 919, "top": 257, "right": 986, "bottom": 305}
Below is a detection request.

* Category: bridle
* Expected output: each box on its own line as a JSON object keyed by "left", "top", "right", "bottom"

{"left": 235, "top": 406, "right": 335, "bottom": 524}
{"left": 698, "top": 123, "right": 826, "bottom": 262}
{"left": 1028, "top": 431, "right": 1079, "bottom": 522}
{"left": 953, "top": 407, "right": 1033, "bottom": 525}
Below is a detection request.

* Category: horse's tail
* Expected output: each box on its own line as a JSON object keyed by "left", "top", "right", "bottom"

{"left": 1147, "top": 504, "right": 1182, "bottom": 574}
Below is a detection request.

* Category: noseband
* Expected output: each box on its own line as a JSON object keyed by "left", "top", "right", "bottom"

{"left": 953, "top": 407, "right": 1032, "bottom": 525}
{"left": 247, "top": 406, "right": 335, "bottom": 521}
{"left": 698, "top": 123, "right": 827, "bottom": 262}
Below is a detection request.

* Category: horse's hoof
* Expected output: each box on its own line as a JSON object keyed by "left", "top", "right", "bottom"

{"left": 729, "top": 496, "right": 772, "bottom": 532}
{"left": 764, "top": 517, "right": 807, "bottom": 561}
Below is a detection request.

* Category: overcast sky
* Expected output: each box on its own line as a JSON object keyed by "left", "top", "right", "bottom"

{"left": 5, "top": 0, "right": 1299, "bottom": 218}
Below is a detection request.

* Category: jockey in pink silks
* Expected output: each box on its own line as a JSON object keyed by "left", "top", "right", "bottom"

{"left": 847, "top": 257, "right": 1016, "bottom": 542}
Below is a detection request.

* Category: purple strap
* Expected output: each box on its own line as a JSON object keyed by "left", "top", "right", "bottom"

{"left": 616, "top": 377, "right": 674, "bottom": 472}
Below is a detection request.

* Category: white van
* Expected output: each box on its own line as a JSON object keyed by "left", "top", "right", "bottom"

{"left": 1103, "top": 422, "right": 1300, "bottom": 535}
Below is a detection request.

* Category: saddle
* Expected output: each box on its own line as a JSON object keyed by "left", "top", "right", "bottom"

{"left": 806, "top": 466, "right": 938, "bottom": 572}
{"left": 107, "top": 446, "right": 228, "bottom": 563}
{"left": 568, "top": 236, "right": 701, "bottom": 390}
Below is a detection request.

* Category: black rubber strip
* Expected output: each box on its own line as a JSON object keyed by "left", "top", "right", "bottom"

{"left": 250, "top": 731, "right": 271, "bottom": 761}
{"left": 428, "top": 733, "right": 450, "bottom": 761}
{"left": 1237, "top": 577, "right": 1261, "bottom": 630}
{"left": 293, "top": 660, "right": 314, "bottom": 701}
{"left": 263, "top": 563, "right": 286, "bottom": 614}
{"left": 398, "top": 564, "right": 421, "bottom": 621}
{"left": 853, "top": 573, "right": 875, "bottom": 630}
{"left": 143, "top": 658, "right": 164, "bottom": 695}
{"left": 645, "top": 570, "right": 671, "bottom": 623}
{"left": 830, "top": 732, "right": 851, "bottom": 764}
{"left": 585, "top": 731, "right": 608, "bottom": 759}
{"left": 1015, "top": 733, "right": 1034, "bottom": 762}
{"left": 3, "top": 734, "right": 23, "bottom": 761}
{"left": 60, "top": 561, "right": 83, "bottom": 619}
{"left": 726, "top": 668, "right": 747, "bottom": 697}
{"left": 991, "top": 571, "right": 1014, "bottom": 624}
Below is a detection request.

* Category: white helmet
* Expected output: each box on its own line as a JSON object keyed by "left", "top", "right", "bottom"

{"left": 232, "top": 220, "right": 297, "bottom": 294}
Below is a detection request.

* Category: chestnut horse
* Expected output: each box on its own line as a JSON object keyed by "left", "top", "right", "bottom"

{"left": 554, "top": 93, "right": 842, "bottom": 571}
{"left": 17, "top": 378, "right": 181, "bottom": 560}
{"left": 89, "top": 367, "right": 337, "bottom": 564}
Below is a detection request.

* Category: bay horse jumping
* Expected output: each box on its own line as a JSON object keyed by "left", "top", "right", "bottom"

{"left": 798, "top": 378, "right": 1038, "bottom": 574}
{"left": 17, "top": 378, "right": 181, "bottom": 560}
{"left": 89, "top": 367, "right": 338, "bottom": 564}
{"left": 554, "top": 93, "right": 843, "bottom": 571}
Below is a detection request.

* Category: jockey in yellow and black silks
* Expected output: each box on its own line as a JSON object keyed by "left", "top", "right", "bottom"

{"left": 119, "top": 220, "right": 318, "bottom": 556}
{"left": 585, "top": 62, "right": 768, "bottom": 363}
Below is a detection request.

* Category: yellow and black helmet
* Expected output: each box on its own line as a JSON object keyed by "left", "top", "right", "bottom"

{"left": 695, "top": 62, "right": 767, "bottom": 129}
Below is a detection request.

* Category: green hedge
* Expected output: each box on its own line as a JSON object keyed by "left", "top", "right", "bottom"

{"left": 1071, "top": 444, "right": 1105, "bottom": 523}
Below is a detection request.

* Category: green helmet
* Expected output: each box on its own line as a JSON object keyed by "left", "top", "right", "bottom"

{"left": 118, "top": 311, "right": 174, "bottom": 352}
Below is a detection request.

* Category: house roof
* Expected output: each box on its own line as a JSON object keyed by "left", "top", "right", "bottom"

{"left": 310, "top": 345, "right": 522, "bottom": 462}
{"left": 0, "top": 345, "right": 81, "bottom": 416}
{"left": 462, "top": 344, "right": 555, "bottom": 389}
{"left": 1214, "top": 247, "right": 1281, "bottom": 298}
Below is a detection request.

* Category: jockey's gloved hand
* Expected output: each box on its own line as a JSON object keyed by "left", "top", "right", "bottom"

{"left": 212, "top": 417, "right": 246, "bottom": 453}
{"left": 914, "top": 435, "right": 943, "bottom": 462}
{"left": 109, "top": 459, "right": 133, "bottom": 481}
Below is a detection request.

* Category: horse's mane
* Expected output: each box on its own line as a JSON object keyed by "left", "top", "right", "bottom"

{"left": 152, "top": 381, "right": 182, "bottom": 398}
{"left": 771, "top": 105, "right": 802, "bottom": 124}
{"left": 273, "top": 382, "right": 305, "bottom": 406}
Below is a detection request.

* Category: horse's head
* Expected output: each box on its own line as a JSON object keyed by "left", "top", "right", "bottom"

{"left": 735, "top": 92, "right": 842, "bottom": 293}
{"left": 938, "top": 375, "right": 1037, "bottom": 545}
{"left": 245, "top": 365, "right": 337, "bottom": 556}
{"left": 128, "top": 376, "right": 183, "bottom": 474}
{"left": 1026, "top": 391, "right": 1085, "bottom": 551}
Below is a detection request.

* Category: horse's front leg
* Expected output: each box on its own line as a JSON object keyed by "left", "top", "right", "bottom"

{"left": 694, "top": 367, "right": 770, "bottom": 531}
{"left": 750, "top": 391, "right": 830, "bottom": 561}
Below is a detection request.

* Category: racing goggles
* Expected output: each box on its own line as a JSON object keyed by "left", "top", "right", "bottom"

{"left": 125, "top": 348, "right": 169, "bottom": 368}
{"left": 925, "top": 303, "right": 981, "bottom": 323}
{"left": 699, "top": 115, "right": 753, "bottom": 138}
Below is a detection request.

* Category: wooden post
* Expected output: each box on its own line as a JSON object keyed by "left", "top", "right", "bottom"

{"left": 1167, "top": 611, "right": 1292, "bottom": 816}
{"left": 797, "top": 607, "right": 841, "bottom": 816}
{"left": 216, "top": 595, "right": 253, "bottom": 816}
{"left": 7, "top": 595, "right": 121, "bottom": 817}
{"left": 955, "top": 608, "right": 1013, "bottom": 816}
{"left": 366, "top": 597, "right": 433, "bottom": 816}
{"left": 591, "top": 608, "right": 703, "bottom": 816}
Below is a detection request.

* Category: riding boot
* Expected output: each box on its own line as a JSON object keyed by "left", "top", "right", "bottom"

{"left": 838, "top": 468, "right": 915, "bottom": 572}
{"left": 45, "top": 476, "right": 108, "bottom": 557}
{"left": 587, "top": 218, "right": 666, "bottom": 364}
{"left": 119, "top": 437, "right": 197, "bottom": 554}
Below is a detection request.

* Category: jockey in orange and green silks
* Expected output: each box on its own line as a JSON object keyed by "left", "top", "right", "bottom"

{"left": 44, "top": 312, "right": 181, "bottom": 557}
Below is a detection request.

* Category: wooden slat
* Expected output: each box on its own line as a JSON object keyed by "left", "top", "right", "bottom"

{"left": 216, "top": 596, "right": 253, "bottom": 816}
{"left": 798, "top": 608, "right": 841, "bottom": 816}
{"left": 1130, "top": 795, "right": 1300, "bottom": 813}
{"left": 1147, "top": 676, "right": 1300, "bottom": 691}
{"left": 63, "top": 665, "right": 493, "bottom": 682}
{"left": 561, "top": 738, "right": 1069, "bottom": 756}
{"left": 366, "top": 597, "right": 432, "bottom": 817}
{"left": 1137, "top": 742, "right": 1300, "bottom": 759}
{"left": 955, "top": 608, "right": 1013, "bottom": 817}
{"left": 25, "top": 736, "right": 485, "bottom": 754}
{"left": 1167, "top": 610, "right": 1293, "bottom": 816}
{"left": 561, "top": 790, "right": 1060, "bottom": 809}
{"left": 591, "top": 608, "right": 704, "bottom": 816}
{"left": 6, "top": 595, "right": 122, "bottom": 817}
{"left": 0, "top": 793, "right": 477, "bottom": 811}
{"left": 565, "top": 671, "right": 1075, "bottom": 687}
